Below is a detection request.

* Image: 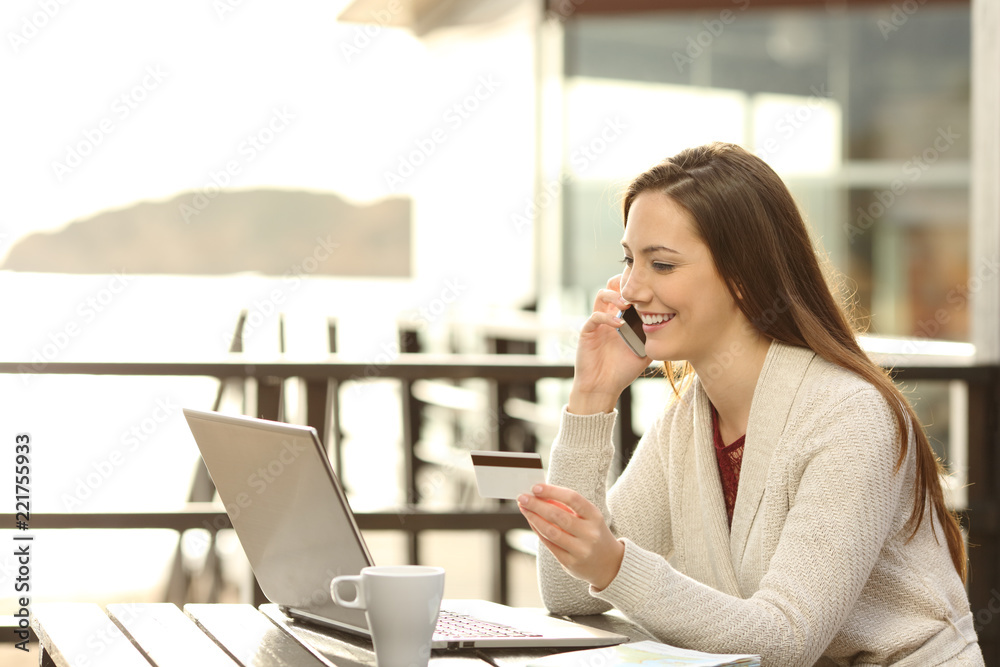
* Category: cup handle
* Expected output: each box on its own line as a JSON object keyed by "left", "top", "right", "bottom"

{"left": 330, "top": 575, "right": 366, "bottom": 609}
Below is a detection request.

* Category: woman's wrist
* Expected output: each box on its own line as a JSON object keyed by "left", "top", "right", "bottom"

{"left": 567, "top": 387, "right": 620, "bottom": 415}
{"left": 590, "top": 539, "right": 626, "bottom": 592}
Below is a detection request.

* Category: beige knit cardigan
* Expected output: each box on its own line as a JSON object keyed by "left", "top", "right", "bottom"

{"left": 537, "top": 341, "right": 983, "bottom": 666}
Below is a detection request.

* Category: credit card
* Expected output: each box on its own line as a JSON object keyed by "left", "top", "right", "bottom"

{"left": 470, "top": 451, "right": 545, "bottom": 500}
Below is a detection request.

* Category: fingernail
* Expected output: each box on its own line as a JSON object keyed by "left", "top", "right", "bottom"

{"left": 517, "top": 494, "right": 529, "bottom": 505}
{"left": 532, "top": 485, "right": 543, "bottom": 494}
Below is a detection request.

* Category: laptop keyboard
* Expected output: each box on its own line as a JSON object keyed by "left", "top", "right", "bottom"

{"left": 434, "top": 610, "right": 542, "bottom": 639}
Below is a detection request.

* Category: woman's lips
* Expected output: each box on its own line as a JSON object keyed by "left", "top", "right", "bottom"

{"left": 640, "top": 312, "right": 675, "bottom": 332}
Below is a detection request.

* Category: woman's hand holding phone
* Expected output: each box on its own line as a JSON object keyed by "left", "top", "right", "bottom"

{"left": 567, "top": 274, "right": 652, "bottom": 415}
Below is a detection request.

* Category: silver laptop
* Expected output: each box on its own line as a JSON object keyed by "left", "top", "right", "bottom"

{"left": 182, "top": 408, "right": 629, "bottom": 649}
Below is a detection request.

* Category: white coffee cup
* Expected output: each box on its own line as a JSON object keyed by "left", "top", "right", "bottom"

{"left": 331, "top": 565, "right": 445, "bottom": 667}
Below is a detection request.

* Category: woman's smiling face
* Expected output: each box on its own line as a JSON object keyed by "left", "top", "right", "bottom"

{"left": 619, "top": 190, "right": 747, "bottom": 368}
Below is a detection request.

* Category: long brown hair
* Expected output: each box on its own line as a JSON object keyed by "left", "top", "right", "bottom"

{"left": 623, "top": 142, "right": 966, "bottom": 581}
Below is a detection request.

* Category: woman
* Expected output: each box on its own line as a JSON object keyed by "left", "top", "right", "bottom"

{"left": 517, "top": 143, "right": 983, "bottom": 665}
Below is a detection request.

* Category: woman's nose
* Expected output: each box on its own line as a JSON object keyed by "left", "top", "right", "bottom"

{"left": 619, "top": 270, "right": 643, "bottom": 303}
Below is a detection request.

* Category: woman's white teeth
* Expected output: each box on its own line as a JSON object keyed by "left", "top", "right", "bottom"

{"left": 641, "top": 313, "right": 674, "bottom": 325}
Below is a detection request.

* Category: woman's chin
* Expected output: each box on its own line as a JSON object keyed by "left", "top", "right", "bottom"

{"left": 642, "top": 339, "right": 694, "bottom": 368}
{"left": 643, "top": 344, "right": 677, "bottom": 363}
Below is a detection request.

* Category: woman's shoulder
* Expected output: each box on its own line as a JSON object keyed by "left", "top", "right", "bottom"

{"left": 767, "top": 341, "right": 888, "bottom": 408}
{"left": 764, "top": 342, "right": 901, "bottom": 447}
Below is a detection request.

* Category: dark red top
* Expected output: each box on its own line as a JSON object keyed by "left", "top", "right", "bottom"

{"left": 711, "top": 405, "right": 746, "bottom": 528}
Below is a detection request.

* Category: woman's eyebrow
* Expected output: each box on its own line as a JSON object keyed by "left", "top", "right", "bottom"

{"left": 620, "top": 241, "right": 681, "bottom": 255}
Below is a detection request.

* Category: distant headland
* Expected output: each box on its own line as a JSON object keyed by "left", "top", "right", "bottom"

{"left": 1, "top": 189, "right": 411, "bottom": 277}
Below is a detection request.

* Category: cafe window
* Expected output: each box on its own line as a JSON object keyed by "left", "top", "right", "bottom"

{"left": 542, "top": 2, "right": 972, "bottom": 503}
{"left": 553, "top": 3, "right": 971, "bottom": 345}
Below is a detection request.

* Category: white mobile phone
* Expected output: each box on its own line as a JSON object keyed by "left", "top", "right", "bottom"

{"left": 616, "top": 307, "right": 646, "bottom": 357}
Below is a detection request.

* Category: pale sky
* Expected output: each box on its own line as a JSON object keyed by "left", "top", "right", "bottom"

{"left": 1, "top": 0, "right": 453, "bottom": 260}
{"left": 1, "top": 0, "right": 851, "bottom": 306}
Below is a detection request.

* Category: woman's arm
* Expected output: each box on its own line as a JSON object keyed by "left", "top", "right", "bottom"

{"left": 531, "top": 406, "right": 675, "bottom": 616}
{"left": 530, "top": 273, "right": 654, "bottom": 613}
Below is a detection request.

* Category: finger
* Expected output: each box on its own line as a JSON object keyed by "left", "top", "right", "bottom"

{"left": 519, "top": 489, "right": 589, "bottom": 533}
{"left": 529, "top": 484, "right": 600, "bottom": 521}
{"left": 518, "top": 503, "right": 573, "bottom": 551}
{"left": 518, "top": 501, "right": 581, "bottom": 553}
{"left": 520, "top": 497, "right": 597, "bottom": 553}
{"left": 534, "top": 531, "right": 571, "bottom": 561}
{"left": 528, "top": 522, "right": 575, "bottom": 571}
{"left": 580, "top": 310, "right": 624, "bottom": 335}
{"left": 518, "top": 492, "right": 580, "bottom": 532}
{"left": 536, "top": 496, "right": 575, "bottom": 514}
{"left": 594, "top": 287, "right": 630, "bottom": 313}
{"left": 518, "top": 502, "right": 564, "bottom": 539}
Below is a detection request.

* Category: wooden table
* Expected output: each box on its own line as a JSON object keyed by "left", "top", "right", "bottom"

{"left": 30, "top": 602, "right": 652, "bottom": 667}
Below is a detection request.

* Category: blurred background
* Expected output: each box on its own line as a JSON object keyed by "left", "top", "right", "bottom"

{"left": 1, "top": 0, "right": 997, "bottom": 661}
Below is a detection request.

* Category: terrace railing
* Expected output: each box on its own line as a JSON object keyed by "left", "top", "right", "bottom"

{"left": 1, "top": 325, "right": 996, "bottom": 657}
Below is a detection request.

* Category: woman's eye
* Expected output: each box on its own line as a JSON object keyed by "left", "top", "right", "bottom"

{"left": 620, "top": 256, "right": 634, "bottom": 267}
{"left": 653, "top": 263, "right": 675, "bottom": 272}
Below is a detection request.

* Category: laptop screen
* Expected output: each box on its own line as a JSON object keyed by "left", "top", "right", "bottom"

{"left": 184, "top": 409, "right": 374, "bottom": 632}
